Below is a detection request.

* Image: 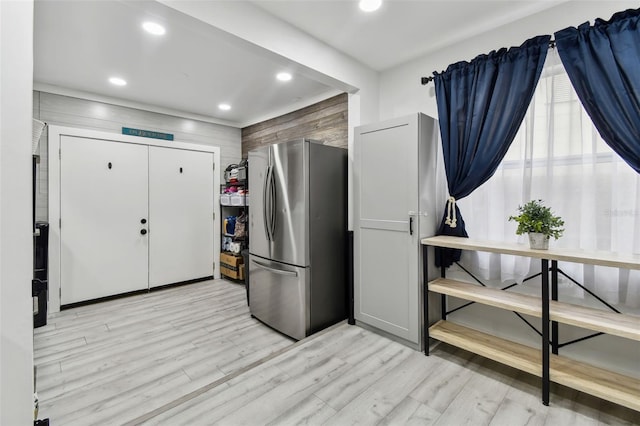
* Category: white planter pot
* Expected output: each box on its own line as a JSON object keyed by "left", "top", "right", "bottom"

{"left": 528, "top": 232, "right": 549, "bottom": 250}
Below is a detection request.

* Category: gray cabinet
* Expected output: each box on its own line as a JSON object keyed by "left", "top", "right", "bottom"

{"left": 354, "top": 113, "right": 441, "bottom": 349}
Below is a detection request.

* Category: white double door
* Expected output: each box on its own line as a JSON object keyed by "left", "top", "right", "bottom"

{"left": 60, "top": 136, "right": 213, "bottom": 305}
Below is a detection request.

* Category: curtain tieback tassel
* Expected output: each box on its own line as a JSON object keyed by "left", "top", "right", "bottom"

{"left": 445, "top": 196, "right": 457, "bottom": 228}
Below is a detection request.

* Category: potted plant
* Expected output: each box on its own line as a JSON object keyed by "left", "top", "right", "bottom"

{"left": 508, "top": 200, "right": 565, "bottom": 249}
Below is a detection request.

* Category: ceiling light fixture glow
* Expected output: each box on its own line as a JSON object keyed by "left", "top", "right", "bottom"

{"left": 276, "top": 72, "right": 292, "bottom": 82}
{"left": 142, "top": 21, "right": 166, "bottom": 36}
{"left": 218, "top": 103, "right": 231, "bottom": 111}
{"left": 109, "top": 77, "right": 127, "bottom": 86}
{"left": 359, "top": 0, "right": 382, "bottom": 12}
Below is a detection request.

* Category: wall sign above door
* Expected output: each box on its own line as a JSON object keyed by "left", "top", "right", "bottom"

{"left": 122, "top": 127, "right": 174, "bottom": 141}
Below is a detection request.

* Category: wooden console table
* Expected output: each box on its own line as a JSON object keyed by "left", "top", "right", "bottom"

{"left": 421, "top": 235, "right": 640, "bottom": 411}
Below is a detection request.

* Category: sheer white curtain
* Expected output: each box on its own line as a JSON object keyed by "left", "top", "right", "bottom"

{"left": 456, "top": 48, "right": 640, "bottom": 310}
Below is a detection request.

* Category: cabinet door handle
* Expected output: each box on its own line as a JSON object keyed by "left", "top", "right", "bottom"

{"left": 140, "top": 229, "right": 147, "bottom": 235}
{"left": 409, "top": 217, "right": 413, "bottom": 235}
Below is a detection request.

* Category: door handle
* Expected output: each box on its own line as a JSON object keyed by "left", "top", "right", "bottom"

{"left": 140, "top": 229, "right": 147, "bottom": 235}
{"left": 251, "top": 259, "right": 298, "bottom": 277}
{"left": 262, "top": 167, "right": 269, "bottom": 240}
{"left": 141, "top": 218, "right": 147, "bottom": 224}
{"left": 263, "top": 166, "right": 272, "bottom": 241}
{"left": 269, "top": 166, "right": 276, "bottom": 238}
{"left": 409, "top": 217, "right": 413, "bottom": 235}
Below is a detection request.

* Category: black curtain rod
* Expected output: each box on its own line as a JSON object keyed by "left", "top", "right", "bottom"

{"left": 421, "top": 39, "right": 557, "bottom": 85}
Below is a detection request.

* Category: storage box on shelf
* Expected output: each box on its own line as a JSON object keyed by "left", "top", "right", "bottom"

{"left": 220, "top": 252, "right": 244, "bottom": 280}
{"left": 421, "top": 235, "right": 640, "bottom": 412}
{"left": 231, "top": 193, "right": 246, "bottom": 206}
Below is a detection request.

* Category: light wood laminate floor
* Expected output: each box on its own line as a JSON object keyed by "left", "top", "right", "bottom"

{"left": 34, "top": 279, "right": 638, "bottom": 425}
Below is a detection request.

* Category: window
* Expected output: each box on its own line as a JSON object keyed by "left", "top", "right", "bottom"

{"left": 455, "top": 49, "right": 640, "bottom": 310}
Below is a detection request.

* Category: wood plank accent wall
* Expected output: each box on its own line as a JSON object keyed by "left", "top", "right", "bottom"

{"left": 241, "top": 93, "right": 348, "bottom": 158}
{"left": 33, "top": 91, "right": 241, "bottom": 221}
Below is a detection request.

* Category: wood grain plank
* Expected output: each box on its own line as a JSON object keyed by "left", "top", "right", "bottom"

{"left": 241, "top": 93, "right": 347, "bottom": 137}
{"left": 241, "top": 93, "right": 347, "bottom": 158}
{"left": 422, "top": 235, "right": 640, "bottom": 270}
{"left": 430, "top": 278, "right": 640, "bottom": 341}
{"left": 550, "top": 355, "right": 640, "bottom": 412}
{"left": 39, "top": 92, "right": 240, "bottom": 142}
{"left": 379, "top": 396, "right": 440, "bottom": 426}
{"left": 409, "top": 345, "right": 478, "bottom": 413}
{"left": 242, "top": 104, "right": 346, "bottom": 143}
{"left": 143, "top": 366, "right": 287, "bottom": 425}
{"left": 550, "top": 301, "right": 640, "bottom": 341}
{"left": 325, "top": 352, "right": 435, "bottom": 424}
{"left": 215, "top": 357, "right": 349, "bottom": 425}
{"left": 312, "top": 340, "right": 415, "bottom": 411}
{"left": 543, "top": 385, "right": 600, "bottom": 426}
{"left": 489, "top": 372, "right": 549, "bottom": 426}
{"left": 429, "top": 278, "right": 543, "bottom": 317}
{"left": 429, "top": 320, "right": 543, "bottom": 376}
{"left": 433, "top": 357, "right": 514, "bottom": 426}
{"left": 270, "top": 324, "right": 364, "bottom": 376}
{"left": 266, "top": 393, "right": 337, "bottom": 426}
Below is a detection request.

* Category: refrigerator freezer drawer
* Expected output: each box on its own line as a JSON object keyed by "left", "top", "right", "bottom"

{"left": 249, "top": 255, "right": 308, "bottom": 340}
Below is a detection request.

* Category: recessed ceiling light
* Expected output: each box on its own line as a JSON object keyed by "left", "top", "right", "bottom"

{"left": 276, "top": 72, "right": 292, "bottom": 82}
{"left": 359, "top": 0, "right": 382, "bottom": 12}
{"left": 109, "top": 77, "right": 127, "bottom": 86}
{"left": 142, "top": 21, "right": 166, "bottom": 36}
{"left": 218, "top": 103, "right": 231, "bottom": 111}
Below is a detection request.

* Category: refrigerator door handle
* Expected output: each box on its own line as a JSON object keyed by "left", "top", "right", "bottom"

{"left": 269, "top": 165, "right": 276, "bottom": 238}
{"left": 263, "top": 165, "right": 272, "bottom": 240}
{"left": 251, "top": 259, "right": 298, "bottom": 277}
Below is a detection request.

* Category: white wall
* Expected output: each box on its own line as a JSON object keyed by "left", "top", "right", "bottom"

{"left": 33, "top": 91, "right": 241, "bottom": 221}
{"left": 379, "top": 1, "right": 640, "bottom": 121}
{"left": 0, "top": 1, "right": 35, "bottom": 424}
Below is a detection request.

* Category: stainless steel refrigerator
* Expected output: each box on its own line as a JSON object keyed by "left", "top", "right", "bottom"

{"left": 248, "top": 139, "right": 347, "bottom": 340}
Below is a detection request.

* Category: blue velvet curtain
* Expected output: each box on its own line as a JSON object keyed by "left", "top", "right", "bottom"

{"left": 555, "top": 8, "right": 640, "bottom": 174}
{"left": 433, "top": 35, "right": 550, "bottom": 267}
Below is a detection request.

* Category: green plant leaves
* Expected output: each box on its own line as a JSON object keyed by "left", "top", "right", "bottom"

{"left": 508, "top": 199, "right": 565, "bottom": 239}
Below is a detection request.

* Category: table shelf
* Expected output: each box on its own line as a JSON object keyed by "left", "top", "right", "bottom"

{"left": 429, "top": 278, "right": 542, "bottom": 317}
{"left": 429, "top": 277, "right": 640, "bottom": 341}
{"left": 551, "top": 352, "right": 640, "bottom": 412}
{"left": 422, "top": 235, "right": 640, "bottom": 269}
{"left": 429, "top": 320, "right": 542, "bottom": 376}
{"left": 550, "top": 300, "right": 640, "bottom": 341}
{"left": 422, "top": 236, "right": 640, "bottom": 412}
{"left": 430, "top": 320, "right": 640, "bottom": 412}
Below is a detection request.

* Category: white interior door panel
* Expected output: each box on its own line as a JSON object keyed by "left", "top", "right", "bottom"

{"left": 60, "top": 136, "right": 149, "bottom": 304}
{"left": 148, "top": 146, "right": 214, "bottom": 287}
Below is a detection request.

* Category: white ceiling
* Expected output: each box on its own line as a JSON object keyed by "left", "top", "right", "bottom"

{"left": 251, "top": 0, "right": 565, "bottom": 71}
{"left": 33, "top": 0, "right": 567, "bottom": 128}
